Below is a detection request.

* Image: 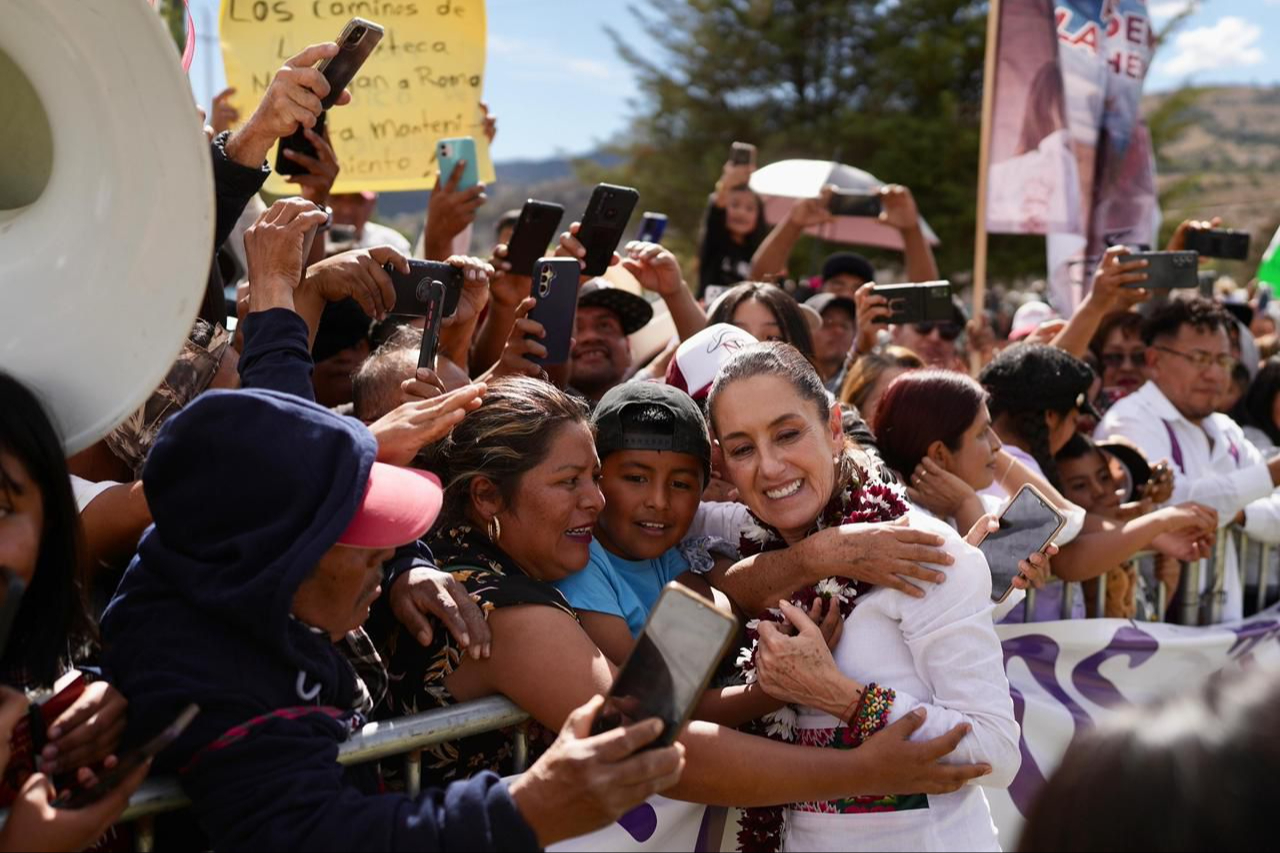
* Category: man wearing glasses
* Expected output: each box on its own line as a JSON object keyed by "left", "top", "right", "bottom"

{"left": 1095, "top": 298, "right": 1280, "bottom": 622}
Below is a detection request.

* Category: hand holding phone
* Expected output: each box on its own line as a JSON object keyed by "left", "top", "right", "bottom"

{"left": 437, "top": 137, "right": 480, "bottom": 191}
{"left": 385, "top": 261, "right": 463, "bottom": 318}
{"left": 637, "top": 212, "right": 668, "bottom": 245}
{"left": 527, "top": 259, "right": 580, "bottom": 365}
{"left": 729, "top": 142, "right": 756, "bottom": 167}
{"left": 1185, "top": 227, "right": 1250, "bottom": 261}
{"left": 576, "top": 184, "right": 640, "bottom": 277}
{"left": 871, "top": 281, "right": 954, "bottom": 325}
{"left": 828, "top": 189, "right": 883, "bottom": 218}
{"left": 275, "top": 20, "right": 384, "bottom": 176}
{"left": 55, "top": 704, "right": 199, "bottom": 810}
{"left": 979, "top": 485, "right": 1066, "bottom": 604}
{"left": 591, "top": 586, "right": 737, "bottom": 747}
{"left": 1118, "top": 251, "right": 1199, "bottom": 289}
{"left": 504, "top": 200, "right": 566, "bottom": 278}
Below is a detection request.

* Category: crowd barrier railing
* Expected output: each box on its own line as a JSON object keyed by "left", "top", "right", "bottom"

{"left": 1023, "top": 525, "right": 1279, "bottom": 626}
{"left": 2, "top": 695, "right": 529, "bottom": 853}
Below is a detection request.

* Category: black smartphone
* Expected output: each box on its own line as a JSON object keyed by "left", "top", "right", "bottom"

{"left": 637, "top": 212, "right": 668, "bottom": 244}
{"left": 578, "top": 184, "right": 640, "bottom": 277}
{"left": 871, "top": 281, "right": 954, "bottom": 325}
{"left": 527, "top": 258, "right": 581, "bottom": 365}
{"left": 828, "top": 189, "right": 882, "bottom": 218}
{"left": 1119, "top": 250, "right": 1199, "bottom": 289}
{"left": 0, "top": 567, "right": 26, "bottom": 660}
{"left": 980, "top": 485, "right": 1066, "bottom": 604}
{"left": 504, "top": 200, "right": 566, "bottom": 278}
{"left": 55, "top": 704, "right": 199, "bottom": 810}
{"left": 275, "top": 18, "right": 384, "bottom": 176}
{"left": 417, "top": 280, "right": 447, "bottom": 370}
{"left": 1185, "top": 228, "right": 1250, "bottom": 261}
{"left": 591, "top": 585, "right": 737, "bottom": 748}
{"left": 730, "top": 141, "right": 756, "bottom": 166}
{"left": 385, "top": 261, "right": 463, "bottom": 318}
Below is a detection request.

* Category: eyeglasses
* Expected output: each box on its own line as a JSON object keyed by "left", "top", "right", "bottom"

{"left": 1153, "top": 345, "right": 1235, "bottom": 371}
{"left": 913, "top": 322, "right": 962, "bottom": 341}
{"left": 1099, "top": 349, "right": 1146, "bottom": 369}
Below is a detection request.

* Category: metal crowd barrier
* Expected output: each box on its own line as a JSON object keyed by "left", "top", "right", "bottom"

{"left": 2, "top": 696, "right": 529, "bottom": 853}
{"left": 1019, "top": 526, "right": 1279, "bottom": 626}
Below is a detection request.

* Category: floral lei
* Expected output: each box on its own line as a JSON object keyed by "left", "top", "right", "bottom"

{"left": 733, "top": 456, "right": 909, "bottom": 853}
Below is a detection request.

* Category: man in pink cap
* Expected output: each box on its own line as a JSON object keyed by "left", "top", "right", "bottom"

{"left": 101, "top": 388, "right": 684, "bottom": 851}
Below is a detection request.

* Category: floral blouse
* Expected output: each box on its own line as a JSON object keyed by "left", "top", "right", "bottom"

{"left": 380, "top": 523, "right": 577, "bottom": 784}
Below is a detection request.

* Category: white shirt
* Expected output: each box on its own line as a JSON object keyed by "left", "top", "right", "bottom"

{"left": 785, "top": 511, "right": 1021, "bottom": 853}
{"left": 70, "top": 475, "right": 120, "bottom": 512}
{"left": 1094, "top": 380, "right": 1280, "bottom": 620}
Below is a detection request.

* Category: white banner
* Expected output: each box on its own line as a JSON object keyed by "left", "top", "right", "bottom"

{"left": 553, "top": 606, "right": 1280, "bottom": 852}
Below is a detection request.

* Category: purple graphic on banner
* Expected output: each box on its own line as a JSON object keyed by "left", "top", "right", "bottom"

{"left": 1070, "top": 625, "right": 1159, "bottom": 708}
{"left": 618, "top": 803, "right": 658, "bottom": 843}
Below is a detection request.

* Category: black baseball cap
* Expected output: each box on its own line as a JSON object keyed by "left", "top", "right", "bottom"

{"left": 592, "top": 381, "right": 711, "bottom": 480}
{"left": 821, "top": 252, "right": 876, "bottom": 285}
{"left": 578, "top": 278, "right": 654, "bottom": 336}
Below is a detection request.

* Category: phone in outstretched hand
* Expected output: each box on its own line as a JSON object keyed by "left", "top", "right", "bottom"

{"left": 638, "top": 212, "right": 668, "bottom": 244}
{"left": 578, "top": 184, "right": 640, "bottom": 277}
{"left": 828, "top": 189, "right": 882, "bottom": 218}
{"left": 55, "top": 704, "right": 199, "bottom": 810}
{"left": 980, "top": 485, "right": 1066, "bottom": 604}
{"left": 417, "top": 280, "right": 447, "bottom": 370}
{"left": 1119, "top": 251, "right": 1199, "bottom": 289}
{"left": 591, "top": 585, "right": 737, "bottom": 748}
{"left": 504, "top": 200, "right": 566, "bottom": 278}
{"left": 386, "top": 261, "right": 463, "bottom": 318}
{"left": 275, "top": 18, "right": 384, "bottom": 176}
{"left": 527, "top": 258, "right": 580, "bottom": 366}
{"left": 1184, "top": 227, "right": 1250, "bottom": 261}
{"left": 437, "top": 137, "right": 479, "bottom": 190}
{"left": 871, "top": 281, "right": 954, "bottom": 325}
{"left": 730, "top": 141, "right": 756, "bottom": 166}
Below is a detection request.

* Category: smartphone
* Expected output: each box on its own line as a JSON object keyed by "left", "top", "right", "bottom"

{"left": 275, "top": 19, "right": 383, "bottom": 176}
{"left": 871, "top": 281, "right": 954, "bottom": 325}
{"left": 504, "top": 200, "right": 566, "bottom": 278}
{"left": 55, "top": 704, "right": 200, "bottom": 809}
{"left": 0, "top": 567, "right": 26, "bottom": 660}
{"left": 828, "top": 189, "right": 882, "bottom": 218}
{"left": 637, "top": 212, "right": 668, "bottom": 244}
{"left": 385, "top": 261, "right": 463, "bottom": 318}
{"left": 591, "top": 585, "right": 738, "bottom": 748}
{"left": 527, "top": 258, "right": 580, "bottom": 365}
{"left": 1119, "top": 251, "right": 1199, "bottom": 289}
{"left": 437, "top": 137, "right": 479, "bottom": 190}
{"left": 417, "top": 280, "right": 447, "bottom": 370}
{"left": 980, "top": 485, "right": 1066, "bottom": 604}
{"left": 730, "top": 141, "right": 756, "bottom": 166}
{"left": 578, "top": 184, "right": 640, "bottom": 277}
{"left": 1185, "top": 227, "right": 1250, "bottom": 261}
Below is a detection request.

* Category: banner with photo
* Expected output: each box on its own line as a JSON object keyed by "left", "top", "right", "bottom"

{"left": 1046, "top": 0, "right": 1159, "bottom": 312}
{"left": 551, "top": 606, "right": 1280, "bottom": 852}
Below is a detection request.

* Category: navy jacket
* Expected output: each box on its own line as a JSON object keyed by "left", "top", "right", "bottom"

{"left": 101, "top": 385, "right": 538, "bottom": 852}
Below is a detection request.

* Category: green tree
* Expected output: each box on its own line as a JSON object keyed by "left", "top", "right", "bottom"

{"left": 585, "top": 0, "right": 1053, "bottom": 282}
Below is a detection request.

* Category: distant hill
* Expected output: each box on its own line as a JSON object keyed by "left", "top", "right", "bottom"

{"left": 373, "top": 152, "right": 621, "bottom": 252}
{"left": 1143, "top": 84, "right": 1280, "bottom": 278}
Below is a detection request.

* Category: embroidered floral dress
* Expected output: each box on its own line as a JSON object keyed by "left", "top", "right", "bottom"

{"left": 380, "top": 524, "right": 576, "bottom": 784}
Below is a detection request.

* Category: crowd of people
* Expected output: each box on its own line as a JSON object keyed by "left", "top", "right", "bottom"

{"left": 3, "top": 33, "right": 1280, "bottom": 853}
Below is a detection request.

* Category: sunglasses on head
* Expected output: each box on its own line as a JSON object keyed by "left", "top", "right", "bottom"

{"left": 913, "top": 322, "right": 962, "bottom": 341}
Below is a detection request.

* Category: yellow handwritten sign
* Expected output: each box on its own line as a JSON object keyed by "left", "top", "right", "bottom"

{"left": 219, "top": 0, "right": 493, "bottom": 194}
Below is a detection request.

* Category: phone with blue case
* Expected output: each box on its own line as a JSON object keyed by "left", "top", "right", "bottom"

{"left": 437, "top": 137, "right": 479, "bottom": 189}
{"left": 528, "top": 258, "right": 581, "bottom": 366}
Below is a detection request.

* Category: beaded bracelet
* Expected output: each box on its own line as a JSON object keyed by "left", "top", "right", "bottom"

{"left": 846, "top": 682, "right": 896, "bottom": 745}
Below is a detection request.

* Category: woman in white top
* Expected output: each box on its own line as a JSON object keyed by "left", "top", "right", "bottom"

{"left": 707, "top": 344, "right": 1020, "bottom": 852}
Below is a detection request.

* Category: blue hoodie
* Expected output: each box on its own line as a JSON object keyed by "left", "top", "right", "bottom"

{"left": 101, "top": 387, "right": 539, "bottom": 852}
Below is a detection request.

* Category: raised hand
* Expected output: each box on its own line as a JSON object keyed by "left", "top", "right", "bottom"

{"left": 282, "top": 126, "right": 341, "bottom": 207}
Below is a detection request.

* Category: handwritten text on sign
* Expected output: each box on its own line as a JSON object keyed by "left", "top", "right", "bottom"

{"left": 219, "top": 0, "right": 493, "bottom": 194}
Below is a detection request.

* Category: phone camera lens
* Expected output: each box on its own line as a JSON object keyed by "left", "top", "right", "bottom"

{"left": 350, "top": 26, "right": 367, "bottom": 43}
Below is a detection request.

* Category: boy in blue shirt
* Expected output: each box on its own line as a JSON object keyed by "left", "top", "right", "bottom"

{"left": 554, "top": 382, "right": 714, "bottom": 664}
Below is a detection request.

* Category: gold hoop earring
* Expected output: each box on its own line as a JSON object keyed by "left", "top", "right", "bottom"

{"left": 487, "top": 515, "right": 502, "bottom": 543}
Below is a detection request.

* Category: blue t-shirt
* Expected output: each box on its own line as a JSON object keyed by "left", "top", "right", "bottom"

{"left": 553, "top": 540, "right": 690, "bottom": 636}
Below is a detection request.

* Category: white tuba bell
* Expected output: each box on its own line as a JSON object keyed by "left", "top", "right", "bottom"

{"left": 0, "top": 0, "right": 214, "bottom": 453}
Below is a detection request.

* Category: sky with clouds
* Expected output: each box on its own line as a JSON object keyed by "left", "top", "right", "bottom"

{"left": 187, "top": 0, "right": 1278, "bottom": 161}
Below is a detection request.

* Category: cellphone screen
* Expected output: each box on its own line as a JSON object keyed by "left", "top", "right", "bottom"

{"left": 979, "top": 486, "right": 1063, "bottom": 603}
{"left": 591, "top": 588, "right": 736, "bottom": 747}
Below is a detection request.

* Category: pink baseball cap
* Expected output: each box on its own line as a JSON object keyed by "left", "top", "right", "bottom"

{"left": 337, "top": 464, "right": 444, "bottom": 549}
{"left": 666, "top": 323, "right": 759, "bottom": 401}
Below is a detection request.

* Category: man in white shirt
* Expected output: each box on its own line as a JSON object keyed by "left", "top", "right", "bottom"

{"left": 1095, "top": 297, "right": 1280, "bottom": 622}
